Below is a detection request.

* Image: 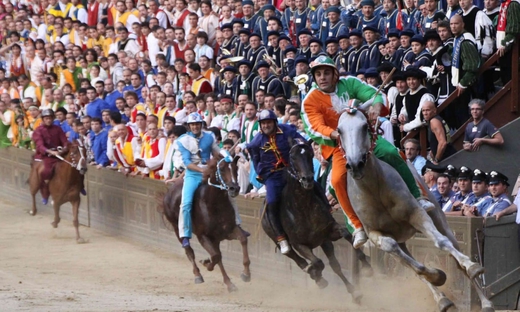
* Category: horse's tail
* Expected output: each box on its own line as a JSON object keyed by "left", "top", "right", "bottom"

{"left": 155, "top": 191, "right": 166, "bottom": 214}
{"left": 155, "top": 187, "right": 176, "bottom": 232}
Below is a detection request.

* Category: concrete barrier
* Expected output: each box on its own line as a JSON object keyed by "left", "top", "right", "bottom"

{"left": 0, "top": 147, "right": 485, "bottom": 310}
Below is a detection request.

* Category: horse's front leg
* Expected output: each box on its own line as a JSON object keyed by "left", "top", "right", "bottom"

{"left": 230, "top": 226, "right": 251, "bottom": 282}
{"left": 51, "top": 201, "right": 61, "bottom": 228}
{"left": 291, "top": 243, "right": 327, "bottom": 288}
{"left": 71, "top": 199, "right": 85, "bottom": 244}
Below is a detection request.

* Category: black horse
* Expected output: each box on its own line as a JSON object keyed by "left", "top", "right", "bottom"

{"left": 261, "top": 139, "right": 372, "bottom": 303}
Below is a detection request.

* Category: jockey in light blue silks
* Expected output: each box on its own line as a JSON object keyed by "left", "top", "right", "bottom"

{"left": 177, "top": 112, "right": 249, "bottom": 248}
{"left": 177, "top": 112, "right": 221, "bottom": 248}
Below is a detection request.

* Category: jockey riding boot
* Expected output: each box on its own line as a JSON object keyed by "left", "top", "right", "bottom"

{"left": 80, "top": 176, "right": 87, "bottom": 195}
{"left": 80, "top": 189, "right": 87, "bottom": 196}
{"left": 230, "top": 196, "right": 250, "bottom": 237}
{"left": 266, "top": 202, "right": 291, "bottom": 255}
{"left": 181, "top": 237, "right": 190, "bottom": 248}
{"left": 352, "top": 228, "right": 368, "bottom": 249}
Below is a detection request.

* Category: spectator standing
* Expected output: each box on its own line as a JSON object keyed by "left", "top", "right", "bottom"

{"left": 497, "top": 0, "right": 520, "bottom": 84}
{"left": 463, "top": 99, "right": 504, "bottom": 152}
{"left": 89, "top": 117, "right": 110, "bottom": 168}
{"left": 421, "top": 100, "right": 456, "bottom": 164}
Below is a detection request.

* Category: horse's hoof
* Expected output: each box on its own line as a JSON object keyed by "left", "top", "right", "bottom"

{"left": 351, "top": 291, "right": 363, "bottom": 305}
{"left": 51, "top": 222, "right": 58, "bottom": 228}
{"left": 200, "top": 259, "right": 213, "bottom": 271}
{"left": 429, "top": 269, "right": 447, "bottom": 287}
{"left": 467, "top": 263, "right": 485, "bottom": 280}
{"left": 438, "top": 297, "right": 455, "bottom": 312}
{"left": 240, "top": 273, "right": 251, "bottom": 283}
{"left": 361, "top": 265, "right": 374, "bottom": 278}
{"left": 481, "top": 307, "right": 495, "bottom": 312}
{"left": 76, "top": 238, "right": 87, "bottom": 244}
{"left": 316, "top": 277, "right": 328, "bottom": 289}
{"left": 227, "top": 284, "right": 238, "bottom": 292}
{"left": 28, "top": 210, "right": 36, "bottom": 216}
{"left": 194, "top": 276, "right": 204, "bottom": 284}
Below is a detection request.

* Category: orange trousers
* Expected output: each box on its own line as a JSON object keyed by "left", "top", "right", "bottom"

{"left": 329, "top": 147, "right": 363, "bottom": 230}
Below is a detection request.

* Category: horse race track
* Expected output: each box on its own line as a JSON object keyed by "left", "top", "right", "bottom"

{"left": 0, "top": 198, "right": 437, "bottom": 312}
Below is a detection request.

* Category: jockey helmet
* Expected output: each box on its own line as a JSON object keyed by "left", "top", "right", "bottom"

{"left": 41, "top": 109, "right": 55, "bottom": 118}
{"left": 186, "top": 112, "right": 203, "bottom": 124}
{"left": 258, "top": 109, "right": 277, "bottom": 123}
{"left": 310, "top": 55, "right": 338, "bottom": 76}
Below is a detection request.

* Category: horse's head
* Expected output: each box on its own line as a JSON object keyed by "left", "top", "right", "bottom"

{"left": 337, "top": 108, "right": 373, "bottom": 180}
{"left": 66, "top": 140, "right": 88, "bottom": 175}
{"left": 206, "top": 150, "right": 240, "bottom": 197}
{"left": 288, "top": 138, "right": 315, "bottom": 190}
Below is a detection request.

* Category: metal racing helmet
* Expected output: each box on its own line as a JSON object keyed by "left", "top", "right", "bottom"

{"left": 41, "top": 109, "right": 55, "bottom": 118}
{"left": 258, "top": 109, "right": 277, "bottom": 123}
{"left": 186, "top": 112, "right": 204, "bottom": 124}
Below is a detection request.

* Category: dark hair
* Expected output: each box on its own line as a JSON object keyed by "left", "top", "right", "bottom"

{"left": 222, "top": 139, "right": 234, "bottom": 146}
{"left": 56, "top": 107, "right": 68, "bottom": 115}
{"left": 228, "top": 129, "right": 240, "bottom": 139}
{"left": 110, "top": 111, "right": 122, "bottom": 124}
{"left": 170, "top": 125, "right": 187, "bottom": 137}
{"left": 188, "top": 63, "right": 201, "bottom": 72}
{"left": 91, "top": 117, "right": 103, "bottom": 124}
{"left": 207, "top": 127, "right": 222, "bottom": 141}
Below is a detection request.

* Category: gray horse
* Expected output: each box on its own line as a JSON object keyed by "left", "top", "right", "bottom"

{"left": 335, "top": 105, "right": 494, "bottom": 312}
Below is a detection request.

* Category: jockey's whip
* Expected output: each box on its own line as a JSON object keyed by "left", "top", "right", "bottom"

{"left": 370, "top": 67, "right": 396, "bottom": 133}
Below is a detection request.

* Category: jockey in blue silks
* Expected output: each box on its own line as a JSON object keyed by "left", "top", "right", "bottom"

{"left": 177, "top": 112, "right": 220, "bottom": 248}
{"left": 247, "top": 110, "right": 307, "bottom": 254}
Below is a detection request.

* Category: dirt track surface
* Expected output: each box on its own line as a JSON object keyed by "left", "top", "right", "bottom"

{"left": 0, "top": 199, "right": 438, "bottom": 312}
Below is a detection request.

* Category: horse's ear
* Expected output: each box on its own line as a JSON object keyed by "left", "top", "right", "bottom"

{"left": 232, "top": 155, "right": 240, "bottom": 166}
{"left": 359, "top": 97, "right": 375, "bottom": 111}
{"left": 288, "top": 136, "right": 294, "bottom": 147}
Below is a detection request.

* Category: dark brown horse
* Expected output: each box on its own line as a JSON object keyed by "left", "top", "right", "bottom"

{"left": 158, "top": 154, "right": 251, "bottom": 292}
{"left": 28, "top": 140, "right": 88, "bottom": 243}
{"left": 262, "top": 139, "right": 370, "bottom": 303}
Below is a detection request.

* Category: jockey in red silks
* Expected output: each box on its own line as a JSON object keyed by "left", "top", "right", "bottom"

{"left": 31, "top": 109, "right": 70, "bottom": 205}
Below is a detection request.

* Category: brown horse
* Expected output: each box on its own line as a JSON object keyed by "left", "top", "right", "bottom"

{"left": 28, "top": 140, "right": 88, "bottom": 243}
{"left": 158, "top": 154, "right": 251, "bottom": 292}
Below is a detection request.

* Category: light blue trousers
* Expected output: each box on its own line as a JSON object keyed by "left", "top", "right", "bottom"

{"left": 179, "top": 169, "right": 202, "bottom": 238}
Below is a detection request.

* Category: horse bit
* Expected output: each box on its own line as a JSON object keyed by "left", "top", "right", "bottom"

{"left": 54, "top": 140, "right": 86, "bottom": 172}
{"left": 207, "top": 150, "right": 234, "bottom": 191}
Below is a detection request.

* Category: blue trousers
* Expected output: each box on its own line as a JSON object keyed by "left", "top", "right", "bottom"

{"left": 179, "top": 169, "right": 202, "bottom": 238}
{"left": 265, "top": 172, "right": 286, "bottom": 205}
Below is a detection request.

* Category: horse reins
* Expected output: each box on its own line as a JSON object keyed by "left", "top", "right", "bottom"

{"left": 207, "top": 158, "right": 230, "bottom": 191}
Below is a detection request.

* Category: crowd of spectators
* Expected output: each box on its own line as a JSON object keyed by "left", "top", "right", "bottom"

{"left": 0, "top": 0, "right": 517, "bottom": 225}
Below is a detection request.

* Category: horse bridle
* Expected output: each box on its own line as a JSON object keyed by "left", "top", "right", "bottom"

{"left": 341, "top": 107, "right": 378, "bottom": 159}
{"left": 288, "top": 141, "right": 313, "bottom": 183}
{"left": 207, "top": 158, "right": 236, "bottom": 191}
{"left": 55, "top": 140, "right": 87, "bottom": 172}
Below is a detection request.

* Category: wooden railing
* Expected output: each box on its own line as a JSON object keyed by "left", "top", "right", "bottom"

{"left": 400, "top": 36, "right": 520, "bottom": 156}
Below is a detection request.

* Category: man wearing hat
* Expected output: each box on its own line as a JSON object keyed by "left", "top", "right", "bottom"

{"left": 325, "top": 37, "right": 341, "bottom": 65}
{"left": 32, "top": 109, "right": 70, "bottom": 205}
{"left": 387, "top": 29, "right": 403, "bottom": 67}
{"left": 254, "top": 4, "right": 278, "bottom": 45}
{"left": 252, "top": 61, "right": 284, "bottom": 99}
{"left": 220, "top": 23, "right": 238, "bottom": 56}
{"left": 246, "top": 33, "right": 268, "bottom": 71}
{"left": 480, "top": 171, "right": 512, "bottom": 217}
{"left": 399, "top": 28, "right": 415, "bottom": 70}
{"left": 356, "top": 0, "right": 385, "bottom": 36}
{"left": 309, "top": 37, "right": 326, "bottom": 59}
{"left": 389, "top": 70, "right": 408, "bottom": 146}
{"left": 266, "top": 31, "right": 283, "bottom": 71}
{"left": 242, "top": 0, "right": 260, "bottom": 32}
{"left": 302, "top": 55, "right": 435, "bottom": 249}
{"left": 234, "top": 60, "right": 256, "bottom": 102}
{"left": 337, "top": 34, "right": 352, "bottom": 72}
{"left": 364, "top": 67, "right": 381, "bottom": 87}
{"left": 362, "top": 26, "right": 383, "bottom": 69}
{"left": 320, "top": 6, "right": 348, "bottom": 44}
{"left": 398, "top": 68, "right": 435, "bottom": 133}
{"left": 347, "top": 29, "right": 369, "bottom": 75}
{"left": 282, "top": 45, "right": 298, "bottom": 77}
{"left": 402, "top": 34, "right": 433, "bottom": 70}
{"left": 443, "top": 166, "right": 473, "bottom": 213}
{"left": 296, "top": 29, "right": 313, "bottom": 59}
{"left": 236, "top": 29, "right": 251, "bottom": 58}
{"left": 421, "top": 29, "right": 452, "bottom": 104}
{"left": 283, "top": 56, "right": 312, "bottom": 97}
{"left": 461, "top": 169, "right": 493, "bottom": 217}
{"left": 221, "top": 66, "right": 238, "bottom": 100}
{"left": 377, "top": 62, "right": 396, "bottom": 95}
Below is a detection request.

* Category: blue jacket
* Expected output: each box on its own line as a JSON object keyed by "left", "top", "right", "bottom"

{"left": 177, "top": 130, "right": 219, "bottom": 168}
{"left": 104, "top": 90, "right": 123, "bottom": 112}
{"left": 91, "top": 129, "right": 109, "bottom": 166}
{"left": 247, "top": 123, "right": 306, "bottom": 182}
{"left": 86, "top": 98, "right": 110, "bottom": 119}
{"left": 53, "top": 120, "right": 73, "bottom": 136}
{"left": 123, "top": 85, "right": 144, "bottom": 103}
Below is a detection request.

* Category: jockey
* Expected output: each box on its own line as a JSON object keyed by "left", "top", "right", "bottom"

{"left": 31, "top": 109, "right": 69, "bottom": 205}
{"left": 177, "top": 112, "right": 220, "bottom": 248}
{"left": 247, "top": 110, "right": 307, "bottom": 254}
{"left": 301, "top": 55, "right": 435, "bottom": 249}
